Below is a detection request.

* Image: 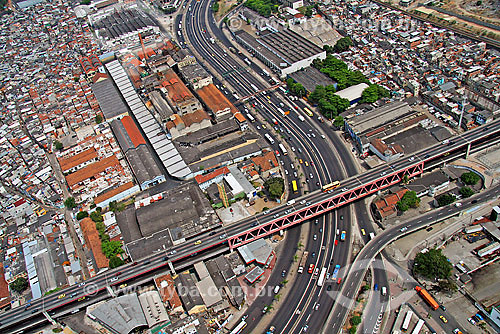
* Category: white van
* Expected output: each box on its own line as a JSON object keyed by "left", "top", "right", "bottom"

{"left": 274, "top": 285, "right": 280, "bottom": 294}
{"left": 381, "top": 286, "right": 387, "bottom": 296}
{"left": 287, "top": 199, "right": 296, "bottom": 206}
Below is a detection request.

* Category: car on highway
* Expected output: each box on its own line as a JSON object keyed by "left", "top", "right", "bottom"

{"left": 408, "top": 157, "right": 415, "bottom": 162}
{"left": 308, "top": 264, "right": 315, "bottom": 274}
{"left": 316, "top": 181, "right": 320, "bottom": 186}
{"left": 58, "top": 294, "right": 66, "bottom": 299}
{"left": 70, "top": 293, "right": 77, "bottom": 298}
{"left": 340, "top": 215, "right": 344, "bottom": 220}
{"left": 291, "top": 147, "right": 295, "bottom": 152}
{"left": 251, "top": 222, "right": 259, "bottom": 227}
{"left": 313, "top": 234, "right": 317, "bottom": 241}
{"left": 440, "top": 305, "right": 446, "bottom": 311}
{"left": 309, "top": 173, "right": 313, "bottom": 179}
{"left": 302, "top": 325, "right": 308, "bottom": 332}
{"left": 119, "top": 284, "right": 127, "bottom": 289}
{"left": 468, "top": 317, "right": 476, "bottom": 325}
{"left": 311, "top": 252, "right": 316, "bottom": 258}
{"left": 341, "top": 187, "right": 348, "bottom": 192}
{"left": 337, "top": 277, "right": 342, "bottom": 284}
{"left": 299, "top": 159, "right": 303, "bottom": 164}
{"left": 305, "top": 161, "right": 309, "bottom": 166}
{"left": 78, "top": 282, "right": 85, "bottom": 287}
{"left": 314, "top": 219, "right": 319, "bottom": 225}
{"left": 78, "top": 296, "right": 86, "bottom": 301}
{"left": 293, "top": 171, "right": 298, "bottom": 178}
{"left": 300, "top": 200, "right": 306, "bottom": 205}
{"left": 374, "top": 284, "right": 378, "bottom": 291}
{"left": 256, "top": 125, "right": 261, "bottom": 130}
{"left": 340, "top": 231, "right": 346, "bottom": 241}
{"left": 169, "top": 250, "right": 177, "bottom": 255}
{"left": 361, "top": 229, "right": 366, "bottom": 236}
{"left": 219, "top": 234, "right": 227, "bottom": 239}
{"left": 262, "top": 306, "right": 269, "bottom": 314}
{"left": 274, "top": 213, "right": 280, "bottom": 218}
{"left": 281, "top": 270, "right": 287, "bottom": 277}
{"left": 453, "top": 329, "right": 463, "bottom": 334}
{"left": 439, "top": 315, "right": 448, "bottom": 323}
{"left": 194, "top": 240, "right": 202, "bottom": 245}
{"left": 284, "top": 169, "right": 288, "bottom": 175}
{"left": 314, "top": 303, "right": 320, "bottom": 311}
{"left": 110, "top": 277, "right": 119, "bottom": 282}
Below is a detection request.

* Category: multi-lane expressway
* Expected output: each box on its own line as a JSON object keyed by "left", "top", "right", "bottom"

{"left": 323, "top": 183, "right": 500, "bottom": 334}
{"left": 2, "top": 115, "right": 498, "bottom": 331}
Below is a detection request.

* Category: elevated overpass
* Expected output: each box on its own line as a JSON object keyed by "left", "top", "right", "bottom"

{"left": 1, "top": 120, "right": 499, "bottom": 332}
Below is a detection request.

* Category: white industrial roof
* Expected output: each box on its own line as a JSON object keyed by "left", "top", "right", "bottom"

{"left": 106, "top": 60, "right": 192, "bottom": 179}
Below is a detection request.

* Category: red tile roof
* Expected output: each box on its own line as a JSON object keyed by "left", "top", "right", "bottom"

{"left": 65, "top": 156, "right": 120, "bottom": 187}
{"left": 182, "top": 109, "right": 211, "bottom": 127}
{"left": 0, "top": 264, "right": 11, "bottom": 309}
{"left": 195, "top": 166, "right": 230, "bottom": 185}
{"left": 121, "top": 116, "right": 146, "bottom": 147}
{"left": 154, "top": 273, "right": 182, "bottom": 309}
{"left": 251, "top": 151, "right": 278, "bottom": 172}
{"left": 79, "top": 218, "right": 109, "bottom": 269}
{"left": 94, "top": 181, "right": 135, "bottom": 205}
{"left": 162, "top": 69, "right": 194, "bottom": 103}
{"left": 196, "top": 84, "right": 239, "bottom": 115}
{"left": 58, "top": 148, "right": 98, "bottom": 172}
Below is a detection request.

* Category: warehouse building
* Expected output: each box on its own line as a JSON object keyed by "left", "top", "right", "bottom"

{"left": 234, "top": 29, "right": 326, "bottom": 78}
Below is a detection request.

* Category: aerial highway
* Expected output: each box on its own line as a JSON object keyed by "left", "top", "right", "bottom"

{"left": 1, "top": 116, "right": 499, "bottom": 330}
{"left": 323, "top": 183, "right": 500, "bottom": 333}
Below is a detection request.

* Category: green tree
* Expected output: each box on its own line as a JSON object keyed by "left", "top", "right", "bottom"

{"left": 95, "top": 114, "right": 103, "bottom": 124}
{"left": 437, "top": 193, "right": 456, "bottom": 207}
{"left": 80, "top": 0, "right": 90, "bottom": 4}
{"left": 90, "top": 211, "right": 103, "bottom": 223}
{"left": 350, "top": 315, "right": 362, "bottom": 326}
{"left": 109, "top": 255, "right": 124, "bottom": 268}
{"left": 334, "top": 36, "right": 353, "bottom": 53}
{"left": 76, "top": 211, "right": 89, "bottom": 220}
{"left": 109, "top": 200, "right": 117, "bottom": 212}
{"left": 459, "top": 187, "right": 474, "bottom": 198}
{"left": 54, "top": 140, "right": 63, "bottom": 150}
{"left": 305, "top": 6, "right": 313, "bottom": 17}
{"left": 101, "top": 240, "right": 124, "bottom": 258}
{"left": 460, "top": 172, "right": 480, "bottom": 185}
{"left": 402, "top": 175, "right": 409, "bottom": 184}
{"left": 212, "top": 0, "right": 219, "bottom": 11}
{"left": 349, "top": 326, "right": 357, "bottom": 334}
{"left": 360, "top": 84, "right": 389, "bottom": 104}
{"left": 413, "top": 248, "right": 452, "bottom": 280}
{"left": 396, "top": 200, "right": 409, "bottom": 212}
{"left": 264, "top": 177, "right": 285, "bottom": 199}
{"left": 64, "top": 197, "right": 76, "bottom": 209}
{"left": 438, "top": 278, "right": 457, "bottom": 293}
{"left": 10, "top": 277, "right": 28, "bottom": 293}
{"left": 333, "top": 115, "right": 344, "bottom": 128}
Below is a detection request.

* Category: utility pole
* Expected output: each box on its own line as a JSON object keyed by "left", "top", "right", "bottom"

{"left": 458, "top": 95, "right": 466, "bottom": 131}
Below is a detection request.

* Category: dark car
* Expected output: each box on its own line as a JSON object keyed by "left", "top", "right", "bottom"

{"left": 471, "top": 200, "right": 478, "bottom": 204}
{"left": 31, "top": 309, "right": 39, "bottom": 314}
{"left": 281, "top": 270, "right": 287, "bottom": 277}
{"left": 115, "top": 271, "right": 122, "bottom": 276}
{"left": 162, "top": 256, "right": 169, "bottom": 261}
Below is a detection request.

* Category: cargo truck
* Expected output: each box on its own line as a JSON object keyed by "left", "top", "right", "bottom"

{"left": 415, "top": 286, "right": 439, "bottom": 310}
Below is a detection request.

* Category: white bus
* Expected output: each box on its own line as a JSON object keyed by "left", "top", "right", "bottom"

{"left": 250, "top": 83, "right": 258, "bottom": 92}
{"left": 401, "top": 310, "right": 413, "bottom": 331}
{"left": 369, "top": 232, "right": 375, "bottom": 240}
{"left": 230, "top": 320, "right": 247, "bottom": 334}
{"left": 317, "top": 267, "right": 327, "bottom": 287}
{"left": 246, "top": 113, "right": 255, "bottom": 122}
{"left": 264, "top": 133, "right": 275, "bottom": 145}
{"left": 279, "top": 86, "right": 287, "bottom": 94}
{"left": 278, "top": 143, "right": 288, "bottom": 156}
{"left": 411, "top": 319, "right": 425, "bottom": 334}
{"left": 262, "top": 69, "right": 270, "bottom": 76}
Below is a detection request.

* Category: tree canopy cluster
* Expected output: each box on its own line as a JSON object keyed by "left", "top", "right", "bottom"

{"left": 264, "top": 177, "right": 284, "bottom": 199}
{"left": 10, "top": 277, "right": 28, "bottom": 293}
{"left": 308, "top": 85, "right": 350, "bottom": 119}
{"left": 286, "top": 78, "right": 306, "bottom": 97}
{"left": 76, "top": 211, "right": 89, "bottom": 220}
{"left": 312, "top": 55, "right": 369, "bottom": 91}
{"left": 64, "top": 197, "right": 76, "bottom": 209}
{"left": 460, "top": 172, "right": 480, "bottom": 185}
{"left": 413, "top": 248, "right": 452, "bottom": 280}
{"left": 323, "top": 37, "right": 353, "bottom": 54}
{"left": 360, "top": 84, "right": 390, "bottom": 104}
{"left": 244, "top": 0, "right": 278, "bottom": 17}
{"left": 396, "top": 190, "right": 420, "bottom": 212}
{"left": 459, "top": 186, "right": 475, "bottom": 198}
{"left": 437, "top": 193, "right": 456, "bottom": 207}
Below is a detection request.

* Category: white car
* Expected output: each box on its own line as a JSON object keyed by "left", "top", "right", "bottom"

{"left": 284, "top": 170, "right": 288, "bottom": 175}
